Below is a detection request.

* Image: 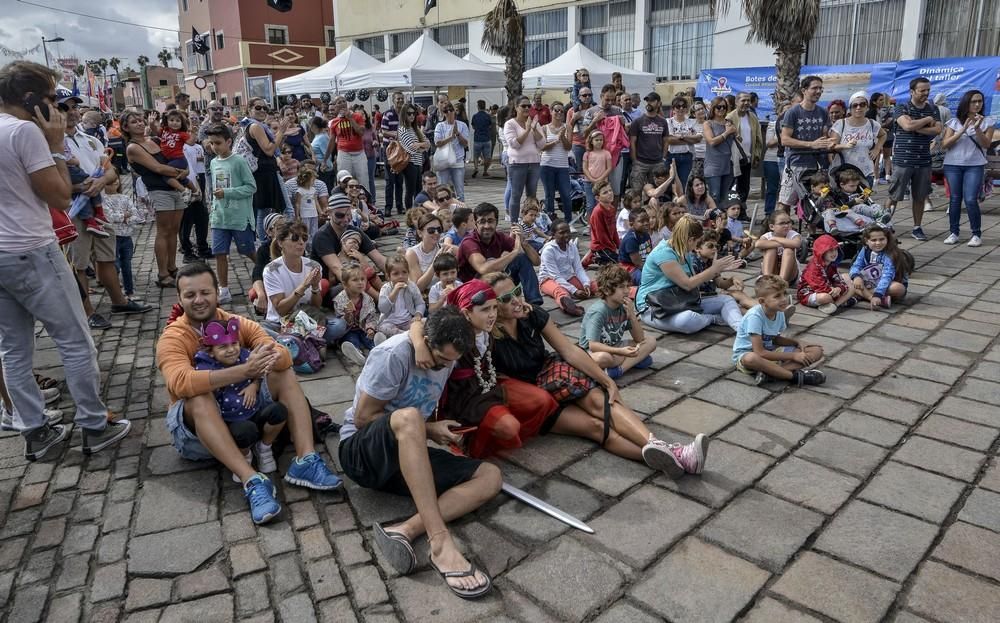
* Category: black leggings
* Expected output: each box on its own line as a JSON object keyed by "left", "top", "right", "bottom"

{"left": 402, "top": 162, "right": 422, "bottom": 210}
{"left": 189, "top": 401, "right": 288, "bottom": 449}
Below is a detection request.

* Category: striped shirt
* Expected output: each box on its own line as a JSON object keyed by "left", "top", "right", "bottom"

{"left": 380, "top": 109, "right": 400, "bottom": 148}
{"left": 539, "top": 123, "right": 571, "bottom": 168}
{"left": 892, "top": 100, "right": 940, "bottom": 168}
{"left": 398, "top": 127, "right": 424, "bottom": 167}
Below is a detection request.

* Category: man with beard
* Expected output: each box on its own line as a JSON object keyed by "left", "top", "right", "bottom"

{"left": 629, "top": 92, "right": 671, "bottom": 192}
{"left": 889, "top": 77, "right": 942, "bottom": 241}
{"left": 456, "top": 202, "right": 542, "bottom": 305}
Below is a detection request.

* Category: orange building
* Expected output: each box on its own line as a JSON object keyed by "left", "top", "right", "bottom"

{"left": 177, "top": 0, "right": 336, "bottom": 111}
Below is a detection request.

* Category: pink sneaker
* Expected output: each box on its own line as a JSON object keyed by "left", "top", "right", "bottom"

{"left": 642, "top": 436, "right": 683, "bottom": 479}
{"left": 670, "top": 433, "right": 709, "bottom": 474}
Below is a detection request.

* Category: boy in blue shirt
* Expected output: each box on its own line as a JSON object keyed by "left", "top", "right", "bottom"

{"left": 733, "top": 275, "right": 826, "bottom": 386}
{"left": 618, "top": 210, "right": 652, "bottom": 285}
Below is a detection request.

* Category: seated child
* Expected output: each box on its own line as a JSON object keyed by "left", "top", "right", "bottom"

{"left": 616, "top": 189, "right": 642, "bottom": 239}
{"left": 830, "top": 167, "right": 892, "bottom": 232}
{"left": 618, "top": 209, "right": 653, "bottom": 286}
{"left": 377, "top": 254, "right": 425, "bottom": 336}
{"left": 338, "top": 229, "right": 382, "bottom": 301}
{"left": 583, "top": 181, "right": 621, "bottom": 267}
{"left": 332, "top": 263, "right": 383, "bottom": 366}
{"left": 723, "top": 199, "right": 753, "bottom": 262}
{"left": 849, "top": 224, "right": 910, "bottom": 310}
{"left": 443, "top": 206, "right": 472, "bottom": 252}
{"left": 732, "top": 275, "right": 826, "bottom": 386}
{"left": 539, "top": 220, "right": 594, "bottom": 317}
{"left": 691, "top": 231, "right": 757, "bottom": 312}
{"left": 401, "top": 206, "right": 427, "bottom": 251}
{"left": 65, "top": 151, "right": 110, "bottom": 238}
{"left": 798, "top": 234, "right": 857, "bottom": 314}
{"left": 194, "top": 317, "right": 288, "bottom": 480}
{"left": 158, "top": 109, "right": 201, "bottom": 197}
{"left": 579, "top": 264, "right": 657, "bottom": 379}
{"left": 756, "top": 209, "right": 802, "bottom": 285}
{"left": 643, "top": 161, "right": 681, "bottom": 214}
{"left": 278, "top": 146, "right": 299, "bottom": 181}
{"left": 518, "top": 198, "right": 551, "bottom": 252}
{"left": 428, "top": 253, "right": 463, "bottom": 312}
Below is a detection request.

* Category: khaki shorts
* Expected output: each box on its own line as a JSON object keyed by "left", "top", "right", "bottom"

{"left": 149, "top": 189, "right": 186, "bottom": 212}
{"left": 67, "top": 218, "right": 116, "bottom": 269}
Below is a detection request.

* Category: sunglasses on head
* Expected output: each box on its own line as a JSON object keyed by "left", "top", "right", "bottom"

{"left": 496, "top": 284, "right": 523, "bottom": 303}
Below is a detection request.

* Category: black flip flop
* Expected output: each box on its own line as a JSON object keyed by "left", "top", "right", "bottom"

{"left": 429, "top": 560, "right": 492, "bottom": 600}
{"left": 373, "top": 523, "right": 416, "bottom": 575}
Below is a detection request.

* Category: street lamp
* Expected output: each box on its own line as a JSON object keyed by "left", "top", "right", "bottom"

{"left": 41, "top": 36, "right": 64, "bottom": 68}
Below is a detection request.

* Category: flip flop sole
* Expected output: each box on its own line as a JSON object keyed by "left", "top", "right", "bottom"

{"left": 373, "top": 523, "right": 416, "bottom": 575}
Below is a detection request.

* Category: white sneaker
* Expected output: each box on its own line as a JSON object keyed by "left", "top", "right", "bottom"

{"left": 1, "top": 405, "right": 62, "bottom": 432}
{"left": 218, "top": 287, "right": 232, "bottom": 304}
{"left": 340, "top": 342, "right": 367, "bottom": 367}
{"left": 254, "top": 441, "right": 277, "bottom": 473}
{"left": 924, "top": 200, "right": 935, "bottom": 212}
{"left": 968, "top": 235, "right": 982, "bottom": 247}
{"left": 41, "top": 386, "right": 60, "bottom": 405}
{"left": 233, "top": 448, "right": 252, "bottom": 483}
{"left": 373, "top": 332, "right": 387, "bottom": 346}
{"left": 943, "top": 233, "right": 960, "bottom": 245}
{"left": 569, "top": 223, "right": 578, "bottom": 234}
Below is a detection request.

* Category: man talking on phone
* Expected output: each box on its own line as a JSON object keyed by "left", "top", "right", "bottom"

{"left": 0, "top": 61, "right": 132, "bottom": 460}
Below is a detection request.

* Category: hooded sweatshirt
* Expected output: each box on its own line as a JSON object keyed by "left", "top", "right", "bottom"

{"left": 798, "top": 234, "right": 848, "bottom": 305}
{"left": 849, "top": 247, "right": 903, "bottom": 298}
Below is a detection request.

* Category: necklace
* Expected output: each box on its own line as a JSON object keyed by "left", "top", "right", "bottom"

{"left": 472, "top": 349, "right": 497, "bottom": 393}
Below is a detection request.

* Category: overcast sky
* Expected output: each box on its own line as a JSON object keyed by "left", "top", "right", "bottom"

{"left": 2, "top": 0, "right": 180, "bottom": 73}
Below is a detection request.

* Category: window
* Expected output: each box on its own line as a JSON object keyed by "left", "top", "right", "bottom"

{"left": 220, "top": 96, "right": 227, "bottom": 106}
{"left": 266, "top": 25, "right": 289, "bottom": 45}
{"left": 648, "top": 0, "right": 713, "bottom": 81}
{"left": 215, "top": 30, "right": 225, "bottom": 50}
{"left": 808, "top": 0, "right": 905, "bottom": 64}
{"left": 233, "top": 94, "right": 241, "bottom": 107}
{"left": 921, "top": 0, "right": 1000, "bottom": 57}
{"left": 182, "top": 0, "right": 187, "bottom": 10}
{"left": 523, "top": 9, "right": 568, "bottom": 69}
{"left": 357, "top": 35, "right": 387, "bottom": 61}
{"left": 579, "top": 0, "right": 636, "bottom": 67}
{"left": 433, "top": 23, "right": 469, "bottom": 58}
{"left": 184, "top": 39, "right": 212, "bottom": 73}
{"left": 391, "top": 30, "right": 421, "bottom": 57}
{"left": 325, "top": 27, "right": 336, "bottom": 48}
{"left": 159, "top": 79, "right": 168, "bottom": 86}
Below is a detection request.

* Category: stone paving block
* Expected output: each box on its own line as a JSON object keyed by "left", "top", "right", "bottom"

{"left": 487, "top": 477, "right": 603, "bottom": 542}
{"left": 770, "top": 550, "right": 898, "bottom": 622}
{"left": 933, "top": 521, "right": 1000, "bottom": 582}
{"left": 174, "top": 564, "right": 230, "bottom": 601}
{"left": 63, "top": 523, "right": 99, "bottom": 556}
{"left": 630, "top": 537, "right": 769, "bottom": 623}
{"left": 970, "top": 360, "right": 1000, "bottom": 382}
{"left": 308, "top": 557, "right": 348, "bottom": 601}
{"left": 499, "top": 434, "right": 592, "bottom": 476}
{"left": 0, "top": 537, "right": 25, "bottom": 572}
{"left": 222, "top": 511, "right": 256, "bottom": 542}
{"left": 12, "top": 482, "right": 47, "bottom": 510}
{"left": 814, "top": 500, "right": 939, "bottom": 581}
{"left": 740, "top": 597, "right": 824, "bottom": 623}
{"left": 895, "top": 358, "right": 966, "bottom": 385}
{"left": 913, "top": 344, "right": 975, "bottom": 367}
{"left": 9, "top": 583, "right": 47, "bottom": 623}
{"left": 507, "top": 537, "right": 626, "bottom": 621}
{"left": 981, "top": 458, "right": 1000, "bottom": 493}
{"left": 699, "top": 489, "right": 823, "bottom": 572}
{"left": 893, "top": 435, "right": 986, "bottom": 482}
{"left": 849, "top": 336, "right": 913, "bottom": 360}
{"left": 927, "top": 328, "right": 993, "bottom": 352}
{"left": 561, "top": 449, "right": 652, "bottom": 497}
{"left": 258, "top": 519, "right": 299, "bottom": 557}
{"left": 55, "top": 552, "right": 90, "bottom": 591}
{"left": 33, "top": 517, "right": 66, "bottom": 550}
{"left": 592, "top": 601, "right": 663, "bottom": 623}
{"left": 804, "top": 367, "right": 872, "bottom": 400}
{"left": 716, "top": 412, "right": 810, "bottom": 457}
{"left": 686, "top": 344, "right": 739, "bottom": 369}
{"left": 296, "top": 526, "right": 332, "bottom": 561}
{"left": 588, "top": 485, "right": 710, "bottom": 569}
{"left": 888, "top": 312, "right": 946, "bottom": 331}
{"left": 916, "top": 413, "right": 999, "bottom": 451}
{"left": 128, "top": 521, "right": 223, "bottom": 575}
{"left": 618, "top": 382, "right": 682, "bottom": 415}
{"left": 791, "top": 333, "right": 848, "bottom": 356}
{"left": 651, "top": 397, "right": 741, "bottom": 436}
{"left": 47, "top": 592, "right": 83, "bottom": 623}
{"left": 97, "top": 530, "right": 127, "bottom": 565}
{"left": 160, "top": 594, "right": 234, "bottom": 623}
{"left": 317, "top": 597, "right": 358, "bottom": 623}
{"left": 453, "top": 521, "right": 528, "bottom": 578}
{"left": 872, "top": 323, "right": 931, "bottom": 344}
{"left": 347, "top": 564, "right": 389, "bottom": 609}
{"left": 693, "top": 379, "right": 772, "bottom": 412}
{"left": 146, "top": 446, "right": 206, "bottom": 476}
{"left": 906, "top": 561, "right": 1000, "bottom": 623}
{"left": 870, "top": 374, "right": 950, "bottom": 405}
{"left": 102, "top": 500, "right": 132, "bottom": 534}
{"left": 279, "top": 593, "right": 318, "bottom": 623}
{"left": 849, "top": 393, "right": 927, "bottom": 425}
{"left": 269, "top": 553, "right": 305, "bottom": 596}
{"left": 325, "top": 502, "right": 359, "bottom": 534}
{"left": 958, "top": 487, "right": 1000, "bottom": 533}
{"left": 826, "top": 411, "right": 909, "bottom": 447}
{"left": 657, "top": 440, "right": 775, "bottom": 508}
{"left": 134, "top": 471, "right": 217, "bottom": 535}
{"left": 758, "top": 390, "right": 844, "bottom": 426}
{"left": 810, "top": 317, "right": 875, "bottom": 341}
{"left": 957, "top": 378, "right": 1000, "bottom": 406}
{"left": 235, "top": 573, "right": 270, "bottom": 617}
{"left": 125, "top": 578, "right": 172, "bottom": 611}
{"left": 935, "top": 395, "right": 1000, "bottom": 428}
{"left": 390, "top": 570, "right": 503, "bottom": 622}
{"left": 0, "top": 570, "right": 12, "bottom": 609}
{"left": 826, "top": 351, "right": 896, "bottom": 377}
{"left": 646, "top": 361, "right": 723, "bottom": 394}
{"left": 332, "top": 532, "right": 369, "bottom": 567}
{"left": 859, "top": 461, "right": 965, "bottom": 523}
{"left": 91, "top": 561, "right": 127, "bottom": 602}
{"left": 795, "top": 431, "right": 887, "bottom": 478}
{"left": 229, "top": 541, "right": 268, "bottom": 579}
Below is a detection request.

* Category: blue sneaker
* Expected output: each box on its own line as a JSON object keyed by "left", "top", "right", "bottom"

{"left": 911, "top": 227, "right": 928, "bottom": 241}
{"left": 284, "top": 452, "right": 343, "bottom": 491}
{"left": 634, "top": 355, "right": 654, "bottom": 369}
{"left": 243, "top": 473, "right": 281, "bottom": 524}
{"left": 606, "top": 366, "right": 624, "bottom": 379}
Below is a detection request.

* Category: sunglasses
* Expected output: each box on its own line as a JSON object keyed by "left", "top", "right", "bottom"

{"left": 425, "top": 226, "right": 443, "bottom": 234}
{"left": 580, "top": 94, "right": 592, "bottom": 98}
{"left": 714, "top": 105, "right": 727, "bottom": 110}
{"left": 284, "top": 233, "right": 305, "bottom": 242}
{"left": 436, "top": 196, "right": 450, "bottom": 202}
{"left": 347, "top": 184, "right": 360, "bottom": 189}
{"left": 253, "top": 105, "right": 267, "bottom": 111}
{"left": 496, "top": 284, "right": 523, "bottom": 304}
{"left": 332, "top": 211, "right": 351, "bottom": 220}
{"left": 406, "top": 112, "right": 416, "bottom": 116}
{"left": 674, "top": 104, "right": 688, "bottom": 109}
{"left": 208, "top": 107, "right": 223, "bottom": 111}
{"left": 851, "top": 102, "right": 868, "bottom": 109}
{"left": 553, "top": 108, "right": 564, "bottom": 113}
{"left": 519, "top": 104, "right": 531, "bottom": 108}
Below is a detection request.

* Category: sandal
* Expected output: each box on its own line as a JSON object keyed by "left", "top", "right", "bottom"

{"left": 155, "top": 275, "right": 176, "bottom": 288}
{"left": 34, "top": 374, "right": 59, "bottom": 390}
{"left": 168, "top": 267, "right": 178, "bottom": 278}
{"left": 428, "top": 559, "right": 492, "bottom": 600}
{"left": 372, "top": 523, "right": 416, "bottom": 575}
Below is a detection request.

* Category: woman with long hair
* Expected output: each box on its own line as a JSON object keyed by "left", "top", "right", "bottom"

{"left": 940, "top": 89, "right": 995, "bottom": 247}
{"left": 397, "top": 104, "right": 431, "bottom": 210}
{"left": 702, "top": 97, "right": 736, "bottom": 205}
{"left": 539, "top": 101, "right": 575, "bottom": 223}
{"left": 677, "top": 175, "right": 715, "bottom": 218}
{"left": 279, "top": 106, "right": 310, "bottom": 162}
{"left": 246, "top": 97, "right": 291, "bottom": 242}
{"left": 690, "top": 100, "right": 708, "bottom": 178}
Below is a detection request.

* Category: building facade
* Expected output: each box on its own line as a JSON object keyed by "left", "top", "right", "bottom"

{"left": 333, "top": 0, "right": 999, "bottom": 84}
{"left": 121, "top": 66, "right": 184, "bottom": 110}
{"left": 176, "top": 0, "right": 336, "bottom": 110}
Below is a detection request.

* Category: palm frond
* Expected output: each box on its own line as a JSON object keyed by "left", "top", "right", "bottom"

{"left": 742, "top": 0, "right": 821, "bottom": 48}
{"left": 481, "top": 0, "right": 524, "bottom": 57}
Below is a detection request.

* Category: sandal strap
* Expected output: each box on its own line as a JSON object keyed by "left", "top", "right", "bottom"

{"left": 438, "top": 563, "right": 477, "bottom": 579}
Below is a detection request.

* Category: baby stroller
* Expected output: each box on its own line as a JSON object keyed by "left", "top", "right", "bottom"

{"left": 556, "top": 172, "right": 588, "bottom": 227}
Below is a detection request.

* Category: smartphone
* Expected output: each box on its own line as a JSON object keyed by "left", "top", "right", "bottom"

{"left": 23, "top": 94, "right": 50, "bottom": 122}
{"left": 448, "top": 425, "right": 478, "bottom": 435}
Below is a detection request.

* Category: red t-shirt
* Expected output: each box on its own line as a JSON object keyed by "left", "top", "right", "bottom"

{"left": 529, "top": 104, "right": 551, "bottom": 126}
{"left": 328, "top": 112, "right": 364, "bottom": 152}
{"left": 159, "top": 129, "right": 190, "bottom": 161}
{"left": 589, "top": 203, "right": 619, "bottom": 253}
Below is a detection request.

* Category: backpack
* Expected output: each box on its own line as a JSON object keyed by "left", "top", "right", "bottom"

{"left": 233, "top": 121, "right": 259, "bottom": 173}
{"left": 275, "top": 333, "right": 326, "bottom": 374}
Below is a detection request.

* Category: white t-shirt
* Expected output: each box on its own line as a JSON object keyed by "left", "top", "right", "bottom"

{"left": 943, "top": 116, "right": 994, "bottom": 167}
{"left": 616, "top": 208, "right": 631, "bottom": 239}
{"left": 184, "top": 143, "right": 206, "bottom": 175}
{"left": 63, "top": 129, "right": 104, "bottom": 173}
{"left": 764, "top": 122, "right": 779, "bottom": 163}
{"left": 832, "top": 118, "right": 880, "bottom": 177}
{"left": 739, "top": 115, "right": 752, "bottom": 157}
{"left": 0, "top": 114, "right": 58, "bottom": 253}
{"left": 666, "top": 117, "right": 698, "bottom": 154}
{"left": 760, "top": 230, "right": 801, "bottom": 258}
{"left": 262, "top": 255, "right": 322, "bottom": 323}
{"left": 428, "top": 278, "right": 462, "bottom": 304}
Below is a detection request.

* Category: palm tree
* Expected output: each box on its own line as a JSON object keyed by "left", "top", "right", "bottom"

{"left": 74, "top": 64, "right": 85, "bottom": 78}
{"left": 481, "top": 0, "right": 524, "bottom": 101}
{"left": 136, "top": 55, "right": 149, "bottom": 69}
{"left": 714, "top": 0, "right": 821, "bottom": 108}
{"left": 109, "top": 57, "right": 121, "bottom": 74}
{"left": 157, "top": 48, "right": 173, "bottom": 68}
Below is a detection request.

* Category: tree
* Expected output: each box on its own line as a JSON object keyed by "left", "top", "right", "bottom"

{"left": 109, "top": 57, "right": 121, "bottom": 74}
{"left": 74, "top": 64, "right": 85, "bottom": 77}
{"left": 88, "top": 60, "right": 102, "bottom": 76}
{"left": 98, "top": 58, "right": 109, "bottom": 73}
{"left": 481, "top": 0, "right": 524, "bottom": 103}
{"left": 713, "top": 0, "right": 821, "bottom": 108}
{"left": 136, "top": 55, "right": 149, "bottom": 68}
{"left": 157, "top": 48, "right": 173, "bottom": 68}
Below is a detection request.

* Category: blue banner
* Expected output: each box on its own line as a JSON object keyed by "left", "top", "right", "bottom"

{"left": 890, "top": 57, "right": 1000, "bottom": 118}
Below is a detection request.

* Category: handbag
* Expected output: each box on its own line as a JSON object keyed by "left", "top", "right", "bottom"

{"left": 646, "top": 285, "right": 703, "bottom": 320}
{"left": 536, "top": 354, "right": 598, "bottom": 404}
{"left": 386, "top": 140, "right": 410, "bottom": 173}
{"left": 432, "top": 141, "right": 457, "bottom": 172}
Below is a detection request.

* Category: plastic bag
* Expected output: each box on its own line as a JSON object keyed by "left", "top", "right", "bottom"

{"left": 432, "top": 141, "right": 457, "bottom": 171}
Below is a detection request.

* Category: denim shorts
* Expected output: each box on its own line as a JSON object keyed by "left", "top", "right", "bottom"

{"left": 165, "top": 379, "right": 273, "bottom": 461}
{"left": 211, "top": 226, "right": 256, "bottom": 256}
{"left": 473, "top": 141, "right": 492, "bottom": 160}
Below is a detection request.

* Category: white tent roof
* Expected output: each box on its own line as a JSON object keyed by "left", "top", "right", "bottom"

{"left": 337, "top": 35, "right": 505, "bottom": 90}
{"left": 521, "top": 43, "right": 655, "bottom": 90}
{"left": 462, "top": 52, "right": 494, "bottom": 67}
{"left": 275, "top": 45, "right": 383, "bottom": 95}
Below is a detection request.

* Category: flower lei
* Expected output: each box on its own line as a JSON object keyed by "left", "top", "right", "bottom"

{"left": 473, "top": 350, "right": 497, "bottom": 394}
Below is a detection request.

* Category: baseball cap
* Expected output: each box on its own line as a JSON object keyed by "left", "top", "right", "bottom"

{"left": 643, "top": 92, "right": 661, "bottom": 103}
{"left": 336, "top": 170, "right": 353, "bottom": 184}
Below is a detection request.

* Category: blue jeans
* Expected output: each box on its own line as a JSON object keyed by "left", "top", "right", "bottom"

{"left": 384, "top": 149, "right": 404, "bottom": 214}
{"left": 669, "top": 152, "right": 694, "bottom": 189}
{"left": 507, "top": 253, "right": 542, "bottom": 304}
{"left": 944, "top": 164, "right": 984, "bottom": 237}
{"left": 763, "top": 161, "right": 780, "bottom": 215}
{"left": 507, "top": 163, "right": 540, "bottom": 223}
{"left": 437, "top": 166, "right": 466, "bottom": 201}
{"left": 324, "top": 317, "right": 348, "bottom": 345}
{"left": 640, "top": 293, "right": 743, "bottom": 334}
{"left": 571, "top": 145, "right": 586, "bottom": 174}
{"left": 115, "top": 235, "right": 135, "bottom": 296}
{"left": 706, "top": 174, "right": 734, "bottom": 206}
{"left": 342, "top": 328, "right": 375, "bottom": 351}
{"left": 366, "top": 154, "right": 377, "bottom": 204}
{"left": 540, "top": 165, "right": 574, "bottom": 221}
{"left": 581, "top": 180, "right": 595, "bottom": 216}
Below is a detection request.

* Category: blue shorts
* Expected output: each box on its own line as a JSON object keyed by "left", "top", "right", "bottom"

{"left": 473, "top": 141, "right": 492, "bottom": 160}
{"left": 165, "top": 379, "right": 273, "bottom": 462}
{"left": 211, "top": 226, "right": 256, "bottom": 256}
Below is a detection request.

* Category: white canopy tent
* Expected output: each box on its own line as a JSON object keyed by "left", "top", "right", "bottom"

{"left": 521, "top": 43, "right": 655, "bottom": 91}
{"left": 274, "top": 45, "right": 383, "bottom": 96}
{"left": 337, "top": 35, "right": 506, "bottom": 90}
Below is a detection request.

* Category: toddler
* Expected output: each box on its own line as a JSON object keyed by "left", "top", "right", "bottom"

{"left": 756, "top": 209, "right": 801, "bottom": 284}
{"left": 401, "top": 207, "right": 427, "bottom": 250}
{"left": 337, "top": 229, "right": 383, "bottom": 300}
{"left": 518, "top": 198, "right": 551, "bottom": 252}
{"left": 616, "top": 189, "right": 642, "bottom": 239}
{"left": 732, "top": 275, "right": 826, "bottom": 386}
{"left": 194, "top": 317, "right": 288, "bottom": 479}
{"left": 65, "top": 150, "right": 110, "bottom": 237}
{"left": 830, "top": 167, "right": 891, "bottom": 231}
{"left": 158, "top": 110, "right": 200, "bottom": 197}
{"left": 332, "top": 264, "right": 383, "bottom": 366}
{"left": 849, "top": 224, "right": 910, "bottom": 310}
{"left": 691, "top": 231, "right": 756, "bottom": 311}
{"left": 443, "top": 206, "right": 472, "bottom": 251}
{"left": 290, "top": 169, "right": 321, "bottom": 246}
{"left": 798, "top": 234, "right": 857, "bottom": 314}
{"left": 579, "top": 264, "right": 657, "bottom": 379}
{"left": 539, "top": 220, "right": 593, "bottom": 317}
{"left": 428, "top": 253, "right": 463, "bottom": 312}
{"left": 723, "top": 199, "right": 752, "bottom": 261}
{"left": 618, "top": 209, "right": 653, "bottom": 285}
{"left": 377, "top": 254, "right": 425, "bottom": 336}
{"left": 102, "top": 178, "right": 146, "bottom": 299}
{"left": 583, "top": 181, "right": 620, "bottom": 267}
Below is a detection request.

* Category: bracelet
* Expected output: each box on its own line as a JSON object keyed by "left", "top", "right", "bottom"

{"left": 51, "top": 153, "right": 67, "bottom": 161}
{"left": 310, "top": 286, "right": 321, "bottom": 293}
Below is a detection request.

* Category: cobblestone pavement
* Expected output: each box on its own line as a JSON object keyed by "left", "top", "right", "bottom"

{"left": 3, "top": 176, "right": 1000, "bottom": 623}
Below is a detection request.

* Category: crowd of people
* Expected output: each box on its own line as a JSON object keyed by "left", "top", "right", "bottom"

{"left": 1, "top": 57, "right": 998, "bottom": 601}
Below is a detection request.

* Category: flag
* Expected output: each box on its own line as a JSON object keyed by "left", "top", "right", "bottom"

{"left": 192, "top": 27, "right": 210, "bottom": 55}
{"left": 71, "top": 77, "right": 79, "bottom": 97}
{"left": 424, "top": 0, "right": 436, "bottom": 15}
